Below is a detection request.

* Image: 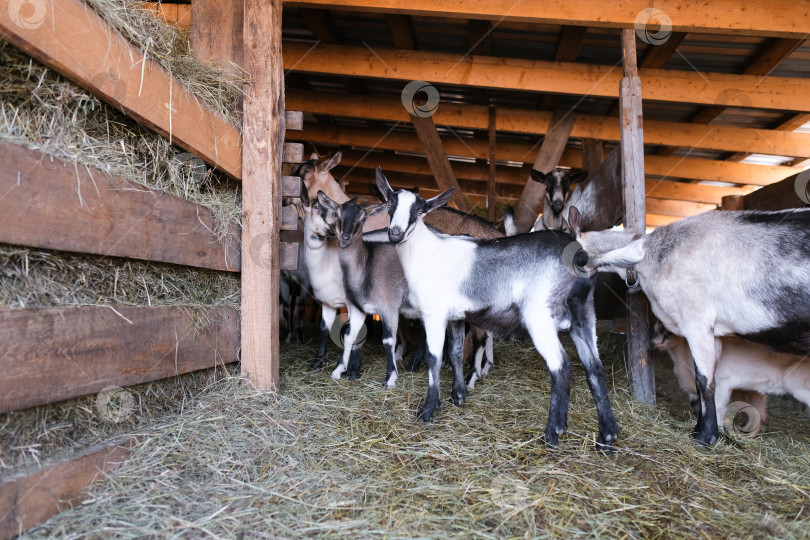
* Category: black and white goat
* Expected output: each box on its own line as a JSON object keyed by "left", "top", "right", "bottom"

{"left": 316, "top": 192, "right": 419, "bottom": 388}
{"left": 582, "top": 208, "right": 810, "bottom": 445}
{"left": 376, "top": 168, "right": 618, "bottom": 451}
{"left": 299, "top": 186, "right": 362, "bottom": 378}
{"left": 531, "top": 168, "right": 587, "bottom": 232}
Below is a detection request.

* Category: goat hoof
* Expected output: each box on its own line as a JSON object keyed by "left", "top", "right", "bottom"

{"left": 417, "top": 404, "right": 438, "bottom": 422}
{"left": 309, "top": 358, "right": 326, "bottom": 371}
{"left": 451, "top": 393, "right": 465, "bottom": 407}
{"left": 596, "top": 433, "right": 617, "bottom": 455}
{"left": 690, "top": 428, "right": 719, "bottom": 446}
{"left": 347, "top": 371, "right": 361, "bottom": 381}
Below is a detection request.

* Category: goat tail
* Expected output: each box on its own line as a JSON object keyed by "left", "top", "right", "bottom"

{"left": 503, "top": 206, "right": 519, "bottom": 236}
{"left": 588, "top": 237, "right": 646, "bottom": 272}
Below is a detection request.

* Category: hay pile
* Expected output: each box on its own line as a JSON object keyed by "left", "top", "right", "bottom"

{"left": 0, "top": 0, "right": 243, "bottom": 308}
{"left": 19, "top": 335, "right": 810, "bottom": 538}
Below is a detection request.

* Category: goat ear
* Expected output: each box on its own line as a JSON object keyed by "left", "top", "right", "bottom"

{"left": 309, "top": 152, "right": 319, "bottom": 161}
{"left": 426, "top": 188, "right": 455, "bottom": 213}
{"left": 529, "top": 168, "right": 546, "bottom": 183}
{"left": 324, "top": 151, "right": 342, "bottom": 171}
{"left": 375, "top": 167, "right": 394, "bottom": 202}
{"left": 570, "top": 170, "right": 589, "bottom": 185}
{"left": 367, "top": 203, "right": 387, "bottom": 217}
{"left": 317, "top": 190, "right": 337, "bottom": 212}
{"left": 348, "top": 196, "right": 358, "bottom": 204}
{"left": 368, "top": 183, "right": 385, "bottom": 202}
{"left": 409, "top": 186, "right": 420, "bottom": 194}
{"left": 299, "top": 179, "right": 310, "bottom": 207}
{"left": 567, "top": 206, "right": 582, "bottom": 236}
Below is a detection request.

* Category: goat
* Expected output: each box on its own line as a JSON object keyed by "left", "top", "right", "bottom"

{"left": 530, "top": 168, "right": 587, "bottom": 232}
{"left": 316, "top": 192, "right": 419, "bottom": 388}
{"left": 376, "top": 167, "right": 618, "bottom": 451}
{"left": 582, "top": 208, "right": 810, "bottom": 445}
{"left": 280, "top": 215, "right": 311, "bottom": 344}
{"left": 298, "top": 185, "right": 362, "bottom": 378}
{"left": 651, "top": 321, "right": 810, "bottom": 436}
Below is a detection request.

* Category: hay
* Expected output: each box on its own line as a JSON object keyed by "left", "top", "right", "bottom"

{"left": 85, "top": 0, "right": 244, "bottom": 123}
{"left": 0, "top": 244, "right": 239, "bottom": 310}
{"left": 19, "top": 334, "right": 810, "bottom": 538}
{"left": 0, "top": 40, "right": 242, "bottom": 241}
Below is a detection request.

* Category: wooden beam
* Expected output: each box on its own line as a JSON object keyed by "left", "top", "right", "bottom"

{"left": 742, "top": 170, "right": 810, "bottom": 211}
{"left": 285, "top": 91, "right": 810, "bottom": 158}
{"left": 0, "top": 443, "right": 130, "bottom": 539}
{"left": 0, "top": 306, "right": 237, "bottom": 413}
{"left": 340, "top": 163, "right": 723, "bottom": 218}
{"left": 488, "top": 107, "right": 496, "bottom": 221}
{"left": 0, "top": 141, "right": 240, "bottom": 272}
{"left": 539, "top": 25, "right": 588, "bottom": 109}
{"left": 387, "top": 14, "right": 416, "bottom": 50}
{"left": 581, "top": 138, "right": 604, "bottom": 179}
{"left": 639, "top": 32, "right": 687, "bottom": 69}
{"left": 0, "top": 0, "right": 242, "bottom": 180}
{"left": 620, "top": 29, "right": 654, "bottom": 405}
{"left": 284, "top": 42, "right": 810, "bottom": 112}
{"left": 242, "top": 0, "right": 284, "bottom": 390}
{"left": 285, "top": 1, "right": 810, "bottom": 38}
{"left": 141, "top": 3, "right": 191, "bottom": 28}
{"left": 646, "top": 214, "right": 681, "bottom": 227}
{"left": 744, "top": 37, "right": 804, "bottom": 77}
{"left": 514, "top": 110, "right": 577, "bottom": 232}
{"left": 468, "top": 19, "right": 492, "bottom": 56}
{"left": 721, "top": 194, "right": 746, "bottom": 210}
{"left": 410, "top": 114, "right": 470, "bottom": 211}
{"left": 191, "top": 0, "right": 244, "bottom": 71}
{"left": 291, "top": 123, "right": 797, "bottom": 186}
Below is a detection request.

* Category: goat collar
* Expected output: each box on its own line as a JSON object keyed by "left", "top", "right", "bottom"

{"left": 625, "top": 267, "right": 642, "bottom": 293}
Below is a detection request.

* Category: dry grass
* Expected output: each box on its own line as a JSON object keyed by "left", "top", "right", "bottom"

{"left": 0, "top": 244, "right": 240, "bottom": 310}
{"left": 14, "top": 332, "right": 810, "bottom": 539}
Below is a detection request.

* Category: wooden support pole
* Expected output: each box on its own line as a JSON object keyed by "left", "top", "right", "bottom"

{"left": 514, "top": 110, "right": 577, "bottom": 232}
{"left": 488, "top": 107, "right": 497, "bottom": 222}
{"left": 410, "top": 114, "right": 470, "bottom": 212}
{"left": 620, "top": 28, "right": 655, "bottom": 405}
{"left": 241, "top": 0, "right": 284, "bottom": 390}
{"left": 581, "top": 139, "right": 604, "bottom": 180}
{"left": 720, "top": 195, "right": 746, "bottom": 211}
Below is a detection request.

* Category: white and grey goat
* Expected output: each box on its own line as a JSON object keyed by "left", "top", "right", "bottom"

{"left": 582, "top": 208, "right": 810, "bottom": 445}
{"left": 376, "top": 168, "right": 618, "bottom": 451}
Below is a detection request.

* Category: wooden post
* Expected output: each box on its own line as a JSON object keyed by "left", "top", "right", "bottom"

{"left": 514, "top": 110, "right": 577, "bottom": 232}
{"left": 410, "top": 113, "right": 470, "bottom": 212}
{"left": 488, "top": 106, "right": 497, "bottom": 222}
{"left": 581, "top": 138, "right": 604, "bottom": 180}
{"left": 241, "top": 0, "right": 284, "bottom": 390}
{"left": 720, "top": 194, "right": 745, "bottom": 210}
{"left": 620, "top": 28, "right": 655, "bottom": 404}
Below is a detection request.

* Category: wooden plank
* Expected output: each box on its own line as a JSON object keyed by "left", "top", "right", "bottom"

{"left": 620, "top": 29, "right": 654, "bottom": 405}
{"left": 506, "top": 110, "right": 576, "bottom": 231}
{"left": 291, "top": 122, "right": 797, "bottom": 186}
{"left": 286, "top": 91, "right": 810, "bottom": 158}
{"left": 0, "top": 306, "right": 238, "bottom": 413}
{"left": 282, "top": 175, "right": 303, "bottom": 197}
{"left": 468, "top": 19, "right": 492, "bottom": 56}
{"left": 283, "top": 42, "right": 810, "bottom": 112}
{"left": 283, "top": 142, "right": 304, "bottom": 163}
{"left": 640, "top": 32, "right": 686, "bottom": 69}
{"left": 0, "top": 141, "right": 240, "bottom": 272}
{"left": 721, "top": 194, "right": 746, "bottom": 210}
{"left": 487, "top": 107, "right": 496, "bottom": 222}
{"left": 646, "top": 214, "right": 681, "bottom": 227}
{"left": 242, "top": 0, "right": 284, "bottom": 390}
{"left": 0, "top": 0, "right": 242, "bottom": 180}
{"left": 387, "top": 14, "right": 416, "bottom": 50}
{"left": 646, "top": 198, "right": 716, "bottom": 218}
{"left": 410, "top": 114, "right": 470, "bottom": 211}
{"left": 744, "top": 38, "right": 804, "bottom": 77}
{"left": 281, "top": 205, "right": 299, "bottom": 231}
{"left": 0, "top": 443, "right": 130, "bottom": 539}
{"left": 285, "top": 0, "right": 810, "bottom": 38}
{"left": 280, "top": 241, "right": 299, "bottom": 272}
{"left": 581, "top": 138, "right": 604, "bottom": 179}
{"left": 742, "top": 171, "right": 810, "bottom": 211}
{"left": 285, "top": 111, "right": 304, "bottom": 131}
{"left": 191, "top": 0, "right": 244, "bottom": 70}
